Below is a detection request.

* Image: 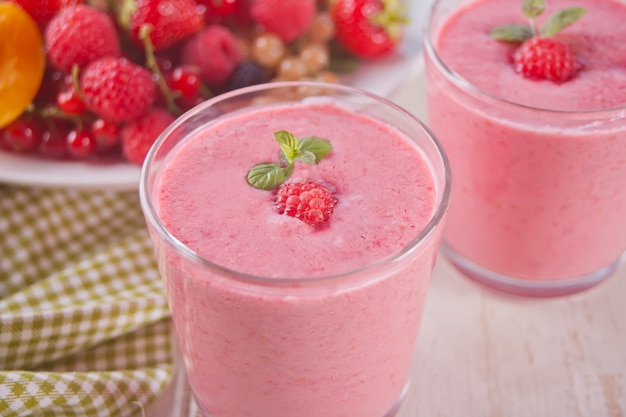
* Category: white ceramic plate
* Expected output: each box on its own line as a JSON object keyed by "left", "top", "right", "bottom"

{"left": 0, "top": 2, "right": 425, "bottom": 191}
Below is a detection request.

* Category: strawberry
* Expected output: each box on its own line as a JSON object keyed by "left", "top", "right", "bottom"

{"left": 331, "top": 0, "right": 405, "bottom": 59}
{"left": 124, "top": 0, "right": 204, "bottom": 51}
{"left": 181, "top": 24, "right": 241, "bottom": 87}
{"left": 80, "top": 57, "right": 155, "bottom": 123}
{"left": 10, "top": 0, "right": 82, "bottom": 28}
{"left": 512, "top": 37, "right": 581, "bottom": 83}
{"left": 273, "top": 180, "right": 337, "bottom": 226}
{"left": 45, "top": 5, "right": 120, "bottom": 73}
{"left": 121, "top": 108, "right": 175, "bottom": 165}
{"left": 250, "top": 0, "right": 315, "bottom": 42}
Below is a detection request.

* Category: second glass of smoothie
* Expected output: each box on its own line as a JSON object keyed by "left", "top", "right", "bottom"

{"left": 140, "top": 82, "right": 450, "bottom": 417}
{"left": 424, "top": 0, "right": 626, "bottom": 297}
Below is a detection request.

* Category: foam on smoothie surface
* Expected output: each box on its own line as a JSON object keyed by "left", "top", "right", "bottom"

{"left": 156, "top": 101, "right": 436, "bottom": 278}
{"left": 435, "top": 0, "right": 626, "bottom": 111}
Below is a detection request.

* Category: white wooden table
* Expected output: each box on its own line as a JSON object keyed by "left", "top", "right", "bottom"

{"left": 399, "top": 255, "right": 626, "bottom": 417}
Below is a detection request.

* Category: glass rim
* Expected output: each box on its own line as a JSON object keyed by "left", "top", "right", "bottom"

{"left": 423, "top": 0, "right": 626, "bottom": 116}
{"left": 139, "top": 81, "right": 452, "bottom": 287}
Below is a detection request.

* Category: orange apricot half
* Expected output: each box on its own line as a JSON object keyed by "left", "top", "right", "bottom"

{"left": 0, "top": 1, "right": 46, "bottom": 128}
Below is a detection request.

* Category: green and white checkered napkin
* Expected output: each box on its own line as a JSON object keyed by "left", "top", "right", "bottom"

{"left": 0, "top": 186, "right": 174, "bottom": 417}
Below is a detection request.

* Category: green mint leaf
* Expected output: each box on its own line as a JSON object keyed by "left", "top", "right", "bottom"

{"left": 295, "top": 151, "right": 317, "bottom": 164}
{"left": 489, "top": 24, "right": 534, "bottom": 42}
{"left": 522, "top": 0, "right": 545, "bottom": 18}
{"left": 298, "top": 136, "right": 332, "bottom": 163}
{"left": 246, "top": 130, "right": 332, "bottom": 191}
{"left": 274, "top": 130, "right": 299, "bottom": 164}
{"left": 541, "top": 7, "right": 586, "bottom": 37}
{"left": 247, "top": 163, "right": 287, "bottom": 190}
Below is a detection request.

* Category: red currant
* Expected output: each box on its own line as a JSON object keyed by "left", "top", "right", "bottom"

{"left": 91, "top": 118, "right": 120, "bottom": 150}
{"left": 57, "top": 87, "right": 85, "bottom": 114}
{"left": 2, "top": 117, "right": 43, "bottom": 153}
{"left": 170, "top": 66, "right": 201, "bottom": 98}
{"left": 39, "top": 126, "right": 69, "bottom": 159}
{"left": 67, "top": 129, "right": 97, "bottom": 158}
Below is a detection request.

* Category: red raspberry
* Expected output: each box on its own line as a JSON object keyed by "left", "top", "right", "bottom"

{"left": 182, "top": 25, "right": 241, "bottom": 87}
{"left": 80, "top": 57, "right": 155, "bottom": 123}
{"left": 10, "top": 0, "right": 82, "bottom": 28}
{"left": 512, "top": 37, "right": 582, "bottom": 83}
{"left": 273, "top": 180, "right": 337, "bottom": 226}
{"left": 250, "top": 0, "right": 315, "bottom": 42}
{"left": 121, "top": 108, "right": 175, "bottom": 165}
{"left": 128, "top": 0, "right": 204, "bottom": 51}
{"left": 45, "top": 5, "right": 120, "bottom": 73}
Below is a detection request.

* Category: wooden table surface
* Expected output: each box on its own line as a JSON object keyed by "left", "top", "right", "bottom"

{"left": 397, "top": 255, "right": 626, "bottom": 417}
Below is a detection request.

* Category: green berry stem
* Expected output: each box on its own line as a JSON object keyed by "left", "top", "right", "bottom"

{"left": 199, "top": 83, "right": 214, "bottom": 100}
{"left": 70, "top": 64, "right": 86, "bottom": 102}
{"left": 40, "top": 105, "right": 84, "bottom": 130}
{"left": 139, "top": 24, "right": 183, "bottom": 116}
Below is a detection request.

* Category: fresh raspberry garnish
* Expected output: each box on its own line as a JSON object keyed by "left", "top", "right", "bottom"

{"left": 45, "top": 5, "right": 120, "bottom": 73}
{"left": 251, "top": 0, "right": 315, "bottom": 42}
{"left": 11, "top": 0, "right": 82, "bottom": 28}
{"left": 273, "top": 180, "right": 337, "bottom": 226}
{"left": 182, "top": 25, "right": 241, "bottom": 87}
{"left": 121, "top": 108, "right": 175, "bottom": 165}
{"left": 512, "top": 37, "right": 582, "bottom": 82}
{"left": 80, "top": 57, "right": 155, "bottom": 123}
{"left": 127, "top": 0, "right": 204, "bottom": 51}
{"left": 331, "top": 0, "right": 405, "bottom": 59}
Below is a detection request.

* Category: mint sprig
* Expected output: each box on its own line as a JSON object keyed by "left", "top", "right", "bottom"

{"left": 490, "top": 0, "right": 585, "bottom": 43}
{"left": 246, "top": 130, "right": 332, "bottom": 190}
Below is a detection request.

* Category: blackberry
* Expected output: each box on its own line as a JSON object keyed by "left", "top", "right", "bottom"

{"left": 227, "top": 62, "right": 269, "bottom": 91}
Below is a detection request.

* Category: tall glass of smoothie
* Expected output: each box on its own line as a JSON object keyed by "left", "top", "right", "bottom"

{"left": 139, "top": 82, "right": 450, "bottom": 417}
{"left": 424, "top": 0, "right": 626, "bottom": 297}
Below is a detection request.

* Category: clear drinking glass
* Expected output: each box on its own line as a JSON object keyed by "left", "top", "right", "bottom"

{"left": 139, "top": 82, "right": 451, "bottom": 417}
{"left": 424, "top": 0, "right": 626, "bottom": 297}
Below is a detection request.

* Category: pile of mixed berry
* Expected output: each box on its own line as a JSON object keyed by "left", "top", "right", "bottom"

{"left": 0, "top": 0, "right": 406, "bottom": 165}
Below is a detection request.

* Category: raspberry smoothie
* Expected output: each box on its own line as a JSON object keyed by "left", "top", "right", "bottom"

{"left": 424, "top": 0, "right": 626, "bottom": 295}
{"left": 140, "top": 84, "right": 450, "bottom": 417}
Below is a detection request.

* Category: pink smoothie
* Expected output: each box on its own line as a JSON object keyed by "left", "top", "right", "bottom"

{"left": 425, "top": 0, "right": 626, "bottom": 281}
{"left": 151, "top": 100, "right": 443, "bottom": 417}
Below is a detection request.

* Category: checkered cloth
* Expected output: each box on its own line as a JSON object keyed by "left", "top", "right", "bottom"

{"left": 0, "top": 186, "right": 174, "bottom": 417}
